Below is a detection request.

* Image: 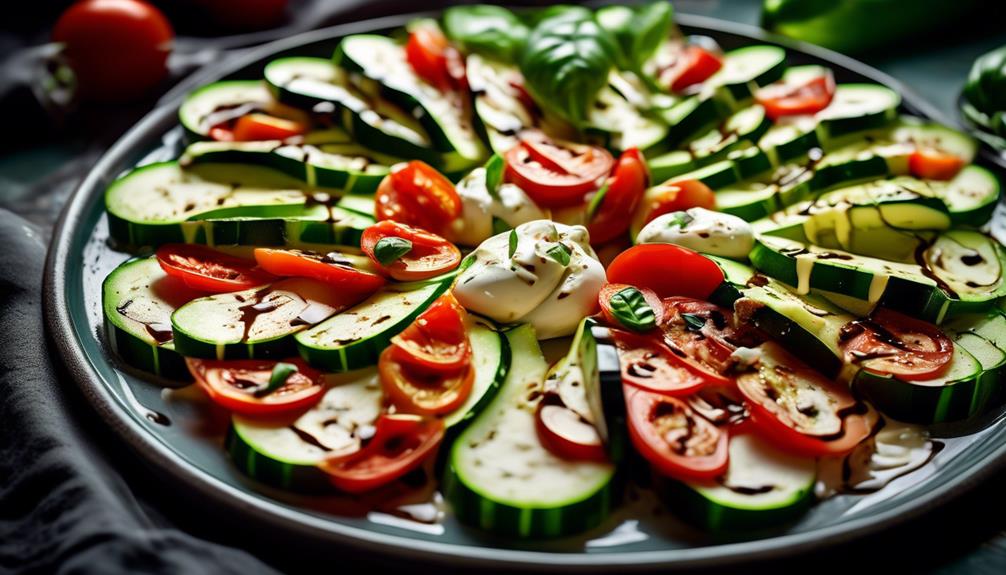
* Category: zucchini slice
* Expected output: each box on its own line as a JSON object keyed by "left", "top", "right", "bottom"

{"left": 444, "top": 324, "right": 615, "bottom": 538}
{"left": 105, "top": 162, "right": 373, "bottom": 248}
{"left": 587, "top": 71, "right": 670, "bottom": 155}
{"left": 179, "top": 80, "right": 279, "bottom": 139}
{"left": 102, "top": 256, "right": 201, "bottom": 379}
{"left": 659, "top": 434, "right": 816, "bottom": 530}
{"left": 295, "top": 278, "right": 452, "bottom": 372}
{"left": 172, "top": 277, "right": 351, "bottom": 359}
{"left": 443, "top": 317, "right": 511, "bottom": 433}
{"left": 704, "top": 45, "right": 788, "bottom": 104}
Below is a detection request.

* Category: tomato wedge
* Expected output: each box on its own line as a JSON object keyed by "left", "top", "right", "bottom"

{"left": 231, "top": 113, "right": 307, "bottom": 141}
{"left": 360, "top": 220, "right": 461, "bottom": 281}
{"left": 379, "top": 348, "right": 475, "bottom": 416}
{"left": 156, "top": 244, "right": 275, "bottom": 293}
{"left": 839, "top": 308, "right": 954, "bottom": 381}
{"left": 756, "top": 71, "right": 836, "bottom": 120}
{"left": 376, "top": 161, "right": 462, "bottom": 237}
{"left": 659, "top": 44, "right": 723, "bottom": 93}
{"left": 186, "top": 357, "right": 325, "bottom": 416}
{"left": 625, "top": 385, "right": 729, "bottom": 481}
{"left": 737, "top": 342, "right": 876, "bottom": 457}
{"left": 606, "top": 244, "right": 725, "bottom": 301}
{"left": 535, "top": 399, "right": 607, "bottom": 462}
{"left": 319, "top": 414, "right": 444, "bottom": 494}
{"left": 588, "top": 149, "right": 649, "bottom": 245}
{"left": 253, "top": 248, "right": 385, "bottom": 294}
{"left": 908, "top": 149, "right": 965, "bottom": 181}
{"left": 611, "top": 330, "right": 708, "bottom": 396}
{"left": 405, "top": 26, "right": 466, "bottom": 92}
{"left": 635, "top": 179, "right": 717, "bottom": 229}
{"left": 661, "top": 296, "right": 764, "bottom": 381}
{"left": 598, "top": 283, "right": 663, "bottom": 332}
{"left": 390, "top": 293, "right": 470, "bottom": 372}
{"left": 505, "top": 130, "right": 614, "bottom": 208}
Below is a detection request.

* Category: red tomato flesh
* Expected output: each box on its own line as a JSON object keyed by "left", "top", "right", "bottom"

{"left": 232, "top": 113, "right": 307, "bottom": 141}
{"left": 588, "top": 148, "right": 650, "bottom": 245}
{"left": 535, "top": 401, "right": 608, "bottom": 462}
{"left": 839, "top": 308, "right": 954, "bottom": 381}
{"left": 505, "top": 131, "right": 615, "bottom": 208}
{"left": 611, "top": 329, "right": 708, "bottom": 396}
{"left": 756, "top": 72, "right": 836, "bottom": 120}
{"left": 186, "top": 357, "right": 324, "bottom": 416}
{"left": 156, "top": 244, "right": 275, "bottom": 293}
{"left": 660, "top": 45, "right": 723, "bottom": 93}
{"left": 253, "top": 248, "right": 386, "bottom": 294}
{"left": 637, "top": 179, "right": 717, "bottom": 228}
{"left": 908, "top": 149, "right": 965, "bottom": 181}
{"left": 606, "top": 244, "right": 725, "bottom": 301}
{"left": 376, "top": 161, "right": 462, "bottom": 237}
{"left": 405, "top": 26, "right": 466, "bottom": 92}
{"left": 360, "top": 221, "right": 461, "bottom": 281}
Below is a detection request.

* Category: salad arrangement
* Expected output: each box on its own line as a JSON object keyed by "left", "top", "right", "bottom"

{"left": 100, "top": 3, "right": 1005, "bottom": 538}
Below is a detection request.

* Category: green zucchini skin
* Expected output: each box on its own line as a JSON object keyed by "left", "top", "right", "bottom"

{"left": 443, "top": 318, "right": 512, "bottom": 437}
{"left": 178, "top": 80, "right": 275, "bottom": 140}
{"left": 225, "top": 425, "right": 332, "bottom": 492}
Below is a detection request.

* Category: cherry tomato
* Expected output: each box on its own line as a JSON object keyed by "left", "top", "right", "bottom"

{"left": 737, "top": 342, "right": 876, "bottom": 457}
{"left": 606, "top": 244, "right": 725, "bottom": 301}
{"left": 253, "top": 248, "right": 385, "bottom": 294}
{"left": 156, "top": 244, "right": 275, "bottom": 293}
{"left": 505, "top": 130, "right": 615, "bottom": 208}
{"left": 535, "top": 400, "right": 607, "bottom": 462}
{"left": 319, "top": 414, "right": 444, "bottom": 494}
{"left": 230, "top": 113, "right": 307, "bottom": 141}
{"left": 360, "top": 221, "right": 461, "bottom": 281}
{"left": 635, "top": 179, "right": 717, "bottom": 230}
{"left": 756, "top": 71, "right": 837, "bottom": 120}
{"left": 588, "top": 149, "right": 650, "bottom": 245}
{"left": 611, "top": 329, "right": 708, "bottom": 396}
{"left": 660, "top": 45, "right": 723, "bottom": 93}
{"left": 661, "top": 297, "right": 764, "bottom": 381}
{"left": 389, "top": 293, "right": 470, "bottom": 373}
{"left": 186, "top": 357, "right": 324, "bottom": 415}
{"left": 52, "top": 0, "right": 173, "bottom": 102}
{"left": 379, "top": 348, "right": 474, "bottom": 416}
{"left": 405, "top": 26, "right": 466, "bottom": 92}
{"left": 376, "top": 161, "right": 462, "bottom": 237}
{"left": 908, "top": 149, "right": 965, "bottom": 181}
{"left": 625, "top": 385, "right": 729, "bottom": 481}
{"left": 193, "top": 0, "right": 288, "bottom": 31}
{"left": 840, "top": 309, "right": 954, "bottom": 381}
{"left": 598, "top": 283, "right": 664, "bottom": 332}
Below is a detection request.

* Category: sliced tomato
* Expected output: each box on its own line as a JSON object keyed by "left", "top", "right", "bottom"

{"left": 756, "top": 71, "right": 836, "bottom": 120}
{"left": 908, "top": 149, "right": 965, "bottom": 181}
{"left": 405, "top": 26, "right": 466, "bottom": 92}
{"left": 319, "top": 414, "right": 444, "bottom": 494}
{"left": 637, "top": 179, "right": 716, "bottom": 228}
{"left": 839, "top": 308, "right": 954, "bottom": 381}
{"left": 535, "top": 399, "right": 607, "bottom": 462}
{"left": 379, "top": 348, "right": 474, "bottom": 416}
{"left": 660, "top": 45, "right": 723, "bottom": 93}
{"left": 156, "top": 244, "right": 275, "bottom": 293}
{"left": 625, "top": 385, "right": 729, "bottom": 481}
{"left": 611, "top": 330, "right": 708, "bottom": 396}
{"left": 360, "top": 220, "right": 461, "bottom": 281}
{"left": 389, "top": 293, "right": 470, "bottom": 373}
{"left": 588, "top": 148, "right": 649, "bottom": 245}
{"left": 606, "top": 244, "right": 725, "bottom": 301}
{"left": 738, "top": 342, "right": 876, "bottom": 457}
{"left": 186, "top": 357, "right": 324, "bottom": 416}
{"left": 253, "top": 248, "right": 385, "bottom": 294}
{"left": 505, "top": 130, "right": 614, "bottom": 208}
{"left": 661, "top": 296, "right": 764, "bottom": 380}
{"left": 376, "top": 161, "right": 462, "bottom": 237}
{"left": 231, "top": 113, "right": 307, "bottom": 141}
{"left": 598, "top": 282, "right": 663, "bottom": 332}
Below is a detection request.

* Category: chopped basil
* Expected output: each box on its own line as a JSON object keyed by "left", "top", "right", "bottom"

{"left": 546, "top": 242, "right": 572, "bottom": 266}
{"left": 681, "top": 312, "right": 706, "bottom": 331}
{"left": 255, "top": 362, "right": 299, "bottom": 397}
{"left": 508, "top": 228, "right": 519, "bottom": 259}
{"left": 374, "top": 236, "right": 413, "bottom": 265}
{"left": 608, "top": 287, "right": 657, "bottom": 331}
{"left": 667, "top": 211, "right": 694, "bottom": 229}
{"left": 585, "top": 183, "right": 609, "bottom": 222}
{"left": 484, "top": 153, "right": 505, "bottom": 199}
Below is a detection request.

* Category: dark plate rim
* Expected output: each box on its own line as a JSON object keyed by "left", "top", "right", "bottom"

{"left": 42, "top": 10, "right": 1006, "bottom": 571}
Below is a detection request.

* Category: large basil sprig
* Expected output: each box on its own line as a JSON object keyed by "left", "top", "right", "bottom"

{"left": 596, "top": 2, "right": 674, "bottom": 71}
{"left": 443, "top": 4, "right": 529, "bottom": 63}
{"left": 519, "top": 6, "right": 619, "bottom": 126}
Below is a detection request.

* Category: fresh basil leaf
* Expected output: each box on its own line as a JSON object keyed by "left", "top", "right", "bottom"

{"left": 546, "top": 242, "right": 572, "bottom": 266}
{"left": 597, "top": 2, "right": 674, "bottom": 71}
{"left": 484, "top": 153, "right": 505, "bottom": 198}
{"left": 609, "top": 287, "right": 657, "bottom": 332}
{"left": 256, "top": 362, "right": 299, "bottom": 397}
{"left": 508, "top": 228, "right": 519, "bottom": 259}
{"left": 519, "top": 7, "right": 618, "bottom": 126}
{"left": 374, "top": 236, "right": 413, "bottom": 265}
{"left": 492, "top": 216, "right": 511, "bottom": 236}
{"left": 585, "top": 183, "right": 609, "bottom": 222}
{"left": 667, "top": 211, "right": 694, "bottom": 228}
{"left": 681, "top": 312, "right": 706, "bottom": 331}
{"left": 443, "top": 4, "right": 529, "bottom": 62}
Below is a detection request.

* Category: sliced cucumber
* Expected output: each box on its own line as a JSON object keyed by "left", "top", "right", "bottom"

{"left": 227, "top": 369, "right": 384, "bottom": 491}
{"left": 102, "top": 257, "right": 200, "bottom": 379}
{"left": 444, "top": 324, "right": 615, "bottom": 538}
{"left": 295, "top": 278, "right": 451, "bottom": 371}
{"left": 659, "top": 434, "right": 815, "bottom": 530}
{"left": 587, "top": 71, "right": 670, "bottom": 154}
{"left": 106, "top": 162, "right": 373, "bottom": 248}
{"left": 894, "top": 165, "right": 1001, "bottom": 227}
{"left": 263, "top": 57, "right": 437, "bottom": 163}
{"left": 335, "top": 34, "right": 487, "bottom": 168}
{"left": 180, "top": 81, "right": 279, "bottom": 139}
{"left": 443, "top": 317, "right": 511, "bottom": 433}
{"left": 656, "top": 95, "right": 732, "bottom": 148}
{"left": 172, "top": 277, "right": 349, "bottom": 359}
{"left": 649, "top": 105, "right": 770, "bottom": 182}
{"left": 467, "top": 54, "right": 532, "bottom": 154}
{"left": 815, "top": 84, "right": 900, "bottom": 138}
{"left": 703, "top": 45, "right": 787, "bottom": 105}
